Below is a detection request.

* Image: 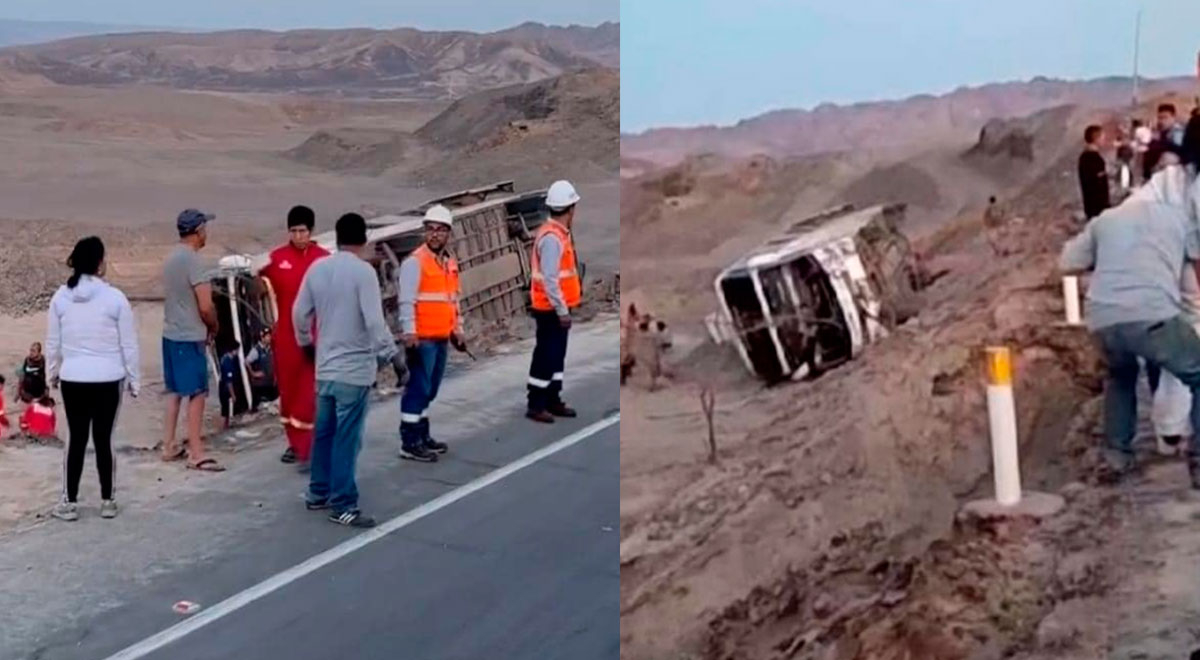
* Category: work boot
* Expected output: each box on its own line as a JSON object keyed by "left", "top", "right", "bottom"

{"left": 548, "top": 402, "right": 578, "bottom": 418}
{"left": 526, "top": 410, "right": 555, "bottom": 424}
{"left": 400, "top": 443, "right": 438, "bottom": 463}
{"left": 1188, "top": 454, "right": 1200, "bottom": 490}
{"left": 424, "top": 435, "right": 449, "bottom": 454}
{"left": 420, "top": 419, "right": 447, "bottom": 454}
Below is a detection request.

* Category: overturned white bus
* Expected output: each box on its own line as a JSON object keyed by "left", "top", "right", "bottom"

{"left": 705, "top": 204, "right": 924, "bottom": 383}
{"left": 209, "top": 181, "right": 563, "bottom": 404}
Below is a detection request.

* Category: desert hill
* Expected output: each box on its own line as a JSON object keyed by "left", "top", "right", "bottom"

{"left": 623, "top": 75, "right": 1197, "bottom": 165}
{"left": 2, "top": 22, "right": 617, "bottom": 98}
{"left": 286, "top": 67, "right": 619, "bottom": 185}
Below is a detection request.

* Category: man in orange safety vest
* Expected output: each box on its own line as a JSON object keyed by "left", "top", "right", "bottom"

{"left": 396, "top": 204, "right": 464, "bottom": 462}
{"left": 526, "top": 180, "right": 583, "bottom": 424}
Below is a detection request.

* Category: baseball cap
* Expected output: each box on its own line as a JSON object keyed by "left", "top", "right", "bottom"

{"left": 177, "top": 209, "right": 215, "bottom": 235}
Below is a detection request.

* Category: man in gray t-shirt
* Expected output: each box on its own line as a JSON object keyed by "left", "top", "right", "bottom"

{"left": 163, "top": 244, "right": 210, "bottom": 342}
{"left": 160, "top": 209, "right": 222, "bottom": 471}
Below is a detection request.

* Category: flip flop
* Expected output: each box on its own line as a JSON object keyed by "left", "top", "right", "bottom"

{"left": 187, "top": 458, "right": 226, "bottom": 472}
{"left": 162, "top": 447, "right": 187, "bottom": 462}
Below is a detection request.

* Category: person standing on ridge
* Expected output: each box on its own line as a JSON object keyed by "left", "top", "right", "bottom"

{"left": 1158, "top": 103, "right": 1185, "bottom": 148}
{"left": 526, "top": 180, "right": 584, "bottom": 424}
{"left": 293, "top": 212, "right": 407, "bottom": 528}
{"left": 1078, "top": 124, "right": 1110, "bottom": 220}
{"left": 396, "top": 204, "right": 466, "bottom": 463}
{"left": 160, "top": 209, "right": 223, "bottom": 472}
{"left": 257, "top": 205, "right": 330, "bottom": 472}
{"left": 982, "top": 195, "right": 1008, "bottom": 256}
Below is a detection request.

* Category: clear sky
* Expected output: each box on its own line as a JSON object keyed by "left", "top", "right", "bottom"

{"left": 623, "top": 0, "right": 1200, "bottom": 132}
{"left": 0, "top": 0, "right": 616, "bottom": 32}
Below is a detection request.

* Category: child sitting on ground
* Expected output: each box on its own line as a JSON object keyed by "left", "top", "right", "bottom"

{"left": 19, "top": 388, "right": 57, "bottom": 443}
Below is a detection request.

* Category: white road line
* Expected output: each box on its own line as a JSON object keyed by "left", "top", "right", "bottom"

{"left": 103, "top": 413, "right": 620, "bottom": 660}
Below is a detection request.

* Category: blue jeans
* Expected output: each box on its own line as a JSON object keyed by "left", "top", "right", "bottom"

{"left": 400, "top": 340, "right": 448, "bottom": 447}
{"left": 1095, "top": 316, "right": 1200, "bottom": 462}
{"left": 308, "top": 380, "right": 371, "bottom": 514}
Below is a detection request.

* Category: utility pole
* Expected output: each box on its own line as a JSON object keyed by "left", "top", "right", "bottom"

{"left": 1132, "top": 5, "right": 1142, "bottom": 109}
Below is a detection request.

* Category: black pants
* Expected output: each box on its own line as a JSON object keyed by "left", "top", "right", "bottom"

{"left": 528, "top": 311, "right": 570, "bottom": 412}
{"left": 60, "top": 380, "right": 122, "bottom": 502}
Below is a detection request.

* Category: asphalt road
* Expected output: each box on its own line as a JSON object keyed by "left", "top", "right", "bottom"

{"left": 139, "top": 423, "right": 617, "bottom": 660}
{"left": 0, "top": 320, "right": 619, "bottom": 660}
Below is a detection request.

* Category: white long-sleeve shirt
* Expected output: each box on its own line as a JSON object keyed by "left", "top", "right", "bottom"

{"left": 46, "top": 275, "right": 141, "bottom": 394}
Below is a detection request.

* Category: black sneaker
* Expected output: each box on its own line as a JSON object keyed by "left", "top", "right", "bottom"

{"left": 425, "top": 437, "right": 449, "bottom": 454}
{"left": 305, "top": 497, "right": 331, "bottom": 510}
{"left": 329, "top": 510, "right": 376, "bottom": 528}
{"left": 281, "top": 447, "right": 297, "bottom": 464}
{"left": 399, "top": 443, "right": 438, "bottom": 463}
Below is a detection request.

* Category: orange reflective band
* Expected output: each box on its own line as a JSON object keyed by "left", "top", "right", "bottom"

{"left": 986, "top": 347, "right": 1013, "bottom": 386}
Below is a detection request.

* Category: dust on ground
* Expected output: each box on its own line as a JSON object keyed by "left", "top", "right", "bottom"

{"left": 620, "top": 95, "right": 1200, "bottom": 659}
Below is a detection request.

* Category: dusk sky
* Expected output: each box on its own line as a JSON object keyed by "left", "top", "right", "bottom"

{"left": 622, "top": 0, "right": 1200, "bottom": 132}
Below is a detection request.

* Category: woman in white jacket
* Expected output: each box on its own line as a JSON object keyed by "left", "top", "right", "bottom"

{"left": 46, "top": 237, "right": 140, "bottom": 521}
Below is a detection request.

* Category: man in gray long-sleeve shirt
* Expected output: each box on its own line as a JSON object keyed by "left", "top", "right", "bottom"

{"left": 395, "top": 204, "right": 461, "bottom": 462}
{"left": 293, "top": 212, "right": 406, "bottom": 528}
{"left": 1059, "top": 164, "right": 1200, "bottom": 486}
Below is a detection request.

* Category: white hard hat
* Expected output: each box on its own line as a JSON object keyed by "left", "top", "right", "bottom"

{"left": 546, "top": 180, "right": 580, "bottom": 210}
{"left": 423, "top": 204, "right": 453, "bottom": 227}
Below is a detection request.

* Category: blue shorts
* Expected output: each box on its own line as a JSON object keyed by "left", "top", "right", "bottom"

{"left": 162, "top": 338, "right": 210, "bottom": 397}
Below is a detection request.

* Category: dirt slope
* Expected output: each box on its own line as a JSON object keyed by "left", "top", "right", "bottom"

{"left": 286, "top": 67, "right": 619, "bottom": 187}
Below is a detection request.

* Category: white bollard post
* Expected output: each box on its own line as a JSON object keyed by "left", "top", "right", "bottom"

{"left": 986, "top": 347, "right": 1022, "bottom": 506}
{"left": 1062, "top": 276, "right": 1082, "bottom": 326}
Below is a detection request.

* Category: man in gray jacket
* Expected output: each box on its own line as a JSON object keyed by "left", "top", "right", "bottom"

{"left": 1060, "top": 164, "right": 1200, "bottom": 486}
{"left": 294, "top": 213, "right": 407, "bottom": 528}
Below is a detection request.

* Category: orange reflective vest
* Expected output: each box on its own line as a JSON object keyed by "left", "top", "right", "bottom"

{"left": 530, "top": 220, "right": 581, "bottom": 312}
{"left": 413, "top": 245, "right": 460, "bottom": 339}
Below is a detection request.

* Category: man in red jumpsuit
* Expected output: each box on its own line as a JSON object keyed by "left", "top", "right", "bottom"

{"left": 258, "top": 206, "right": 329, "bottom": 470}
